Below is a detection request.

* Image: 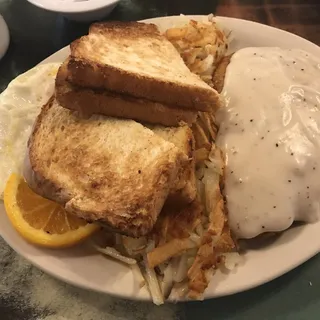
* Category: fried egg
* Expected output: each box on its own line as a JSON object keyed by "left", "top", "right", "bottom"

{"left": 0, "top": 63, "right": 60, "bottom": 198}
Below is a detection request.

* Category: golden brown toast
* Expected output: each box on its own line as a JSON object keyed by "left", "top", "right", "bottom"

{"left": 65, "top": 21, "right": 220, "bottom": 112}
{"left": 24, "top": 97, "right": 187, "bottom": 237}
{"left": 56, "top": 61, "right": 198, "bottom": 127}
{"left": 151, "top": 125, "right": 196, "bottom": 206}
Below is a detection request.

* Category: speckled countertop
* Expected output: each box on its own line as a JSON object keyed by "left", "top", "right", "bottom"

{"left": 1, "top": 0, "right": 320, "bottom": 319}
{"left": 2, "top": 235, "right": 320, "bottom": 320}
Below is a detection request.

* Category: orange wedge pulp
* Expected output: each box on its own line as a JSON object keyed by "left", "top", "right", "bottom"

{"left": 4, "top": 174, "right": 100, "bottom": 248}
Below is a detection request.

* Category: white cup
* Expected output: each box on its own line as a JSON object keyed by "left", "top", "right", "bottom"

{"left": 0, "top": 15, "right": 9, "bottom": 60}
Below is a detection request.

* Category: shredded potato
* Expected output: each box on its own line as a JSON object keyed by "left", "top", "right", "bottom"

{"left": 165, "top": 17, "right": 229, "bottom": 87}
{"left": 147, "top": 238, "right": 198, "bottom": 269}
{"left": 94, "top": 245, "right": 137, "bottom": 265}
{"left": 142, "top": 256, "right": 164, "bottom": 305}
{"left": 195, "top": 147, "right": 210, "bottom": 165}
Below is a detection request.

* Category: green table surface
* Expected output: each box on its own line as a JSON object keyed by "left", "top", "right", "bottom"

{"left": 0, "top": 0, "right": 319, "bottom": 319}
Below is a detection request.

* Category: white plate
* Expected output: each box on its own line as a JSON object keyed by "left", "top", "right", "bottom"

{"left": 0, "top": 15, "right": 9, "bottom": 60}
{"left": 1, "top": 16, "right": 320, "bottom": 301}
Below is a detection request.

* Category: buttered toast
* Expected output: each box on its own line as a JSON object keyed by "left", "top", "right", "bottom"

{"left": 150, "top": 125, "right": 196, "bottom": 206}
{"left": 24, "top": 97, "right": 187, "bottom": 237}
{"left": 56, "top": 60, "right": 198, "bottom": 127}
{"left": 63, "top": 21, "right": 220, "bottom": 112}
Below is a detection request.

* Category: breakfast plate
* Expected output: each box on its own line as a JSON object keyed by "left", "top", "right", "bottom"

{"left": 1, "top": 16, "right": 320, "bottom": 301}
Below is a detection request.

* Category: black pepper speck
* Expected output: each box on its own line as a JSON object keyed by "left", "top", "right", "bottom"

{"left": 301, "top": 68, "right": 305, "bottom": 71}
{"left": 288, "top": 179, "right": 292, "bottom": 183}
{"left": 250, "top": 119, "right": 253, "bottom": 122}
{"left": 276, "top": 143, "right": 279, "bottom": 147}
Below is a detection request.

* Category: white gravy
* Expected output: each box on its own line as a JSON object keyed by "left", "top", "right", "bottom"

{"left": 216, "top": 47, "right": 320, "bottom": 239}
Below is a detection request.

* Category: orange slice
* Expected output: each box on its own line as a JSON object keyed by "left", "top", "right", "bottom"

{"left": 4, "top": 174, "right": 99, "bottom": 248}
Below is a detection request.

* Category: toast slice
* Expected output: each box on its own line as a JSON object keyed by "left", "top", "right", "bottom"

{"left": 65, "top": 21, "right": 220, "bottom": 112}
{"left": 24, "top": 97, "right": 187, "bottom": 237}
{"left": 150, "top": 125, "right": 196, "bottom": 206}
{"left": 56, "top": 61, "right": 198, "bottom": 127}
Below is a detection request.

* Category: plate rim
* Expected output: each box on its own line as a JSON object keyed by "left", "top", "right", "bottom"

{"left": 1, "top": 15, "right": 320, "bottom": 302}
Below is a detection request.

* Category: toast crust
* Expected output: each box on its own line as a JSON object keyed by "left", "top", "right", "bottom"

{"left": 56, "top": 62, "right": 198, "bottom": 127}
{"left": 151, "top": 125, "right": 196, "bottom": 206}
{"left": 25, "top": 97, "right": 187, "bottom": 237}
{"left": 66, "top": 21, "right": 220, "bottom": 112}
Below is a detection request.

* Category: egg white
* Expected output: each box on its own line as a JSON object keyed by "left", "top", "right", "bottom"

{"left": 0, "top": 63, "right": 60, "bottom": 198}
